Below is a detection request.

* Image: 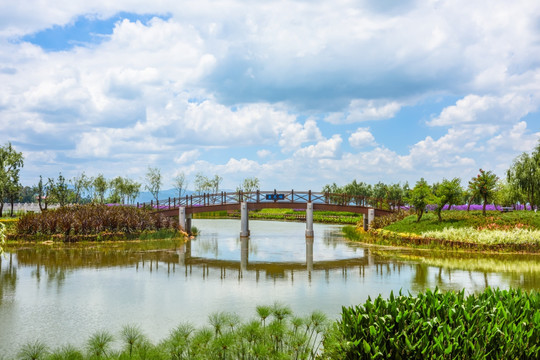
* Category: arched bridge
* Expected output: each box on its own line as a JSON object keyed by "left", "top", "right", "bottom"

{"left": 137, "top": 190, "right": 393, "bottom": 237}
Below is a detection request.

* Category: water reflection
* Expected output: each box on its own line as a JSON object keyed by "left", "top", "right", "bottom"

{"left": 0, "top": 254, "right": 17, "bottom": 305}
{"left": 4, "top": 233, "right": 540, "bottom": 292}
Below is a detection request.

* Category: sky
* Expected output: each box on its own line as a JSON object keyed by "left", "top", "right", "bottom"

{"left": 1, "top": 0, "right": 540, "bottom": 192}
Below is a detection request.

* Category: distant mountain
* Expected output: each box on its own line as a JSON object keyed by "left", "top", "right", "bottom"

{"left": 135, "top": 189, "right": 195, "bottom": 203}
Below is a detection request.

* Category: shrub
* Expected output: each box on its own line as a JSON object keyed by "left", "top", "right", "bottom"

{"left": 325, "top": 287, "right": 540, "bottom": 359}
{"left": 15, "top": 204, "right": 180, "bottom": 242}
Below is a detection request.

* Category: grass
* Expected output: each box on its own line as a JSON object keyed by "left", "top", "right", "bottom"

{"left": 384, "top": 210, "right": 540, "bottom": 234}
{"left": 344, "top": 210, "right": 540, "bottom": 253}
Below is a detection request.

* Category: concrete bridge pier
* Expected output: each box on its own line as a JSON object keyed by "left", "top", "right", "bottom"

{"left": 305, "top": 202, "right": 314, "bottom": 238}
{"left": 363, "top": 208, "right": 375, "bottom": 230}
{"left": 179, "top": 207, "right": 192, "bottom": 234}
{"left": 240, "top": 202, "right": 250, "bottom": 237}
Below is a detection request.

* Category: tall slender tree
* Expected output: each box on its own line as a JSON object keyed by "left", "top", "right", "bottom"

{"left": 145, "top": 167, "right": 162, "bottom": 204}
{"left": 0, "top": 143, "right": 24, "bottom": 217}
{"left": 173, "top": 172, "right": 188, "bottom": 199}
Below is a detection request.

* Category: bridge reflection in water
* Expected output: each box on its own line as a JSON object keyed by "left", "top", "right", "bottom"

{"left": 175, "top": 237, "right": 370, "bottom": 282}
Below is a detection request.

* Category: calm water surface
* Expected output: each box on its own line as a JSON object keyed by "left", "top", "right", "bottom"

{"left": 1, "top": 219, "right": 540, "bottom": 356}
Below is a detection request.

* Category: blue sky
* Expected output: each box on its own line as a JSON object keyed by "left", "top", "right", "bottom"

{"left": 1, "top": 0, "right": 540, "bottom": 191}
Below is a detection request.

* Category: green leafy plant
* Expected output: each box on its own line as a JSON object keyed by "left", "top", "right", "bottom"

{"left": 328, "top": 287, "right": 540, "bottom": 359}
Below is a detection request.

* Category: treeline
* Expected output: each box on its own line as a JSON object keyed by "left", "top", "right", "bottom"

{"left": 323, "top": 141, "right": 540, "bottom": 221}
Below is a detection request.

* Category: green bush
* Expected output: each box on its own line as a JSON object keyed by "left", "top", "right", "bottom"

{"left": 324, "top": 287, "right": 540, "bottom": 359}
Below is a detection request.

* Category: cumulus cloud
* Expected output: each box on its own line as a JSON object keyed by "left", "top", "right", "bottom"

{"left": 349, "top": 128, "right": 376, "bottom": 148}
{"left": 487, "top": 121, "right": 540, "bottom": 152}
{"left": 325, "top": 100, "right": 402, "bottom": 124}
{"left": 429, "top": 94, "right": 539, "bottom": 126}
{"left": 174, "top": 149, "right": 200, "bottom": 164}
{"left": 294, "top": 135, "right": 342, "bottom": 159}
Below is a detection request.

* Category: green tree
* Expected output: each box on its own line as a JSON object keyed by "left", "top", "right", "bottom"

{"left": 50, "top": 173, "right": 70, "bottom": 207}
{"left": 124, "top": 178, "right": 141, "bottom": 204}
{"left": 322, "top": 183, "right": 344, "bottom": 204}
{"left": 35, "top": 175, "right": 53, "bottom": 211}
{"left": 237, "top": 177, "right": 260, "bottom": 193}
{"left": 93, "top": 174, "right": 108, "bottom": 204}
{"left": 469, "top": 169, "right": 499, "bottom": 216}
{"left": 0, "top": 143, "right": 24, "bottom": 217}
{"left": 343, "top": 180, "right": 372, "bottom": 206}
{"left": 406, "top": 178, "right": 433, "bottom": 222}
{"left": 194, "top": 173, "right": 209, "bottom": 195}
{"left": 432, "top": 178, "right": 463, "bottom": 221}
{"left": 173, "top": 172, "right": 188, "bottom": 199}
{"left": 70, "top": 172, "right": 92, "bottom": 204}
{"left": 507, "top": 144, "right": 540, "bottom": 210}
{"left": 495, "top": 179, "right": 523, "bottom": 208}
{"left": 145, "top": 167, "right": 162, "bottom": 204}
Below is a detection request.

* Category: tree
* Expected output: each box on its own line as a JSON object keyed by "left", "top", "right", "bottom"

{"left": 108, "top": 176, "right": 125, "bottom": 204}
{"left": 50, "top": 173, "right": 70, "bottom": 207}
{"left": 124, "top": 179, "right": 141, "bottom": 204}
{"left": 70, "top": 172, "right": 92, "bottom": 204}
{"left": 469, "top": 169, "right": 498, "bottom": 216}
{"left": 237, "top": 177, "right": 260, "bottom": 193}
{"left": 145, "top": 167, "right": 162, "bottom": 204}
{"left": 93, "top": 174, "right": 108, "bottom": 204}
{"left": 194, "top": 173, "right": 210, "bottom": 195}
{"left": 0, "top": 143, "right": 24, "bottom": 217}
{"left": 495, "top": 179, "right": 523, "bottom": 209}
{"left": 507, "top": 144, "right": 540, "bottom": 210}
{"left": 343, "top": 180, "right": 372, "bottom": 206}
{"left": 173, "top": 172, "right": 188, "bottom": 199}
{"left": 36, "top": 175, "right": 53, "bottom": 211}
{"left": 432, "top": 178, "right": 463, "bottom": 221}
{"left": 406, "top": 178, "right": 432, "bottom": 222}
{"left": 19, "top": 186, "right": 37, "bottom": 203}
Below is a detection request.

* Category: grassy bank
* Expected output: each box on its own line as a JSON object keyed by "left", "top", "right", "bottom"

{"left": 344, "top": 210, "right": 540, "bottom": 253}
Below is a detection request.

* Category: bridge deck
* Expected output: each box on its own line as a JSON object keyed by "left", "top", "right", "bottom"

{"left": 139, "top": 190, "right": 394, "bottom": 217}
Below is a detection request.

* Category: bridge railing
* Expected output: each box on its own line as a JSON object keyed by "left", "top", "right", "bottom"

{"left": 136, "top": 190, "right": 392, "bottom": 212}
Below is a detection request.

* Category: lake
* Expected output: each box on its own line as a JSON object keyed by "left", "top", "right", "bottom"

{"left": 1, "top": 219, "right": 540, "bottom": 356}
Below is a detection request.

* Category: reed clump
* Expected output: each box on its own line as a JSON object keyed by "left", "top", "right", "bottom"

{"left": 14, "top": 204, "right": 180, "bottom": 242}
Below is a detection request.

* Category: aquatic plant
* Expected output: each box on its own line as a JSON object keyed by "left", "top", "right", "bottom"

{"left": 16, "top": 340, "right": 49, "bottom": 360}
{"left": 326, "top": 287, "right": 540, "bottom": 359}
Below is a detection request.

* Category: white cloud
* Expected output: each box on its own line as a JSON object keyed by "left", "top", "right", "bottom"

{"left": 174, "top": 149, "right": 200, "bottom": 164}
{"left": 429, "top": 94, "right": 539, "bottom": 126}
{"left": 487, "top": 121, "right": 540, "bottom": 152}
{"left": 349, "top": 128, "right": 376, "bottom": 148}
{"left": 278, "top": 119, "right": 323, "bottom": 151}
{"left": 326, "top": 99, "right": 402, "bottom": 124}
{"left": 257, "top": 149, "right": 271, "bottom": 158}
{"left": 294, "top": 135, "right": 342, "bottom": 159}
